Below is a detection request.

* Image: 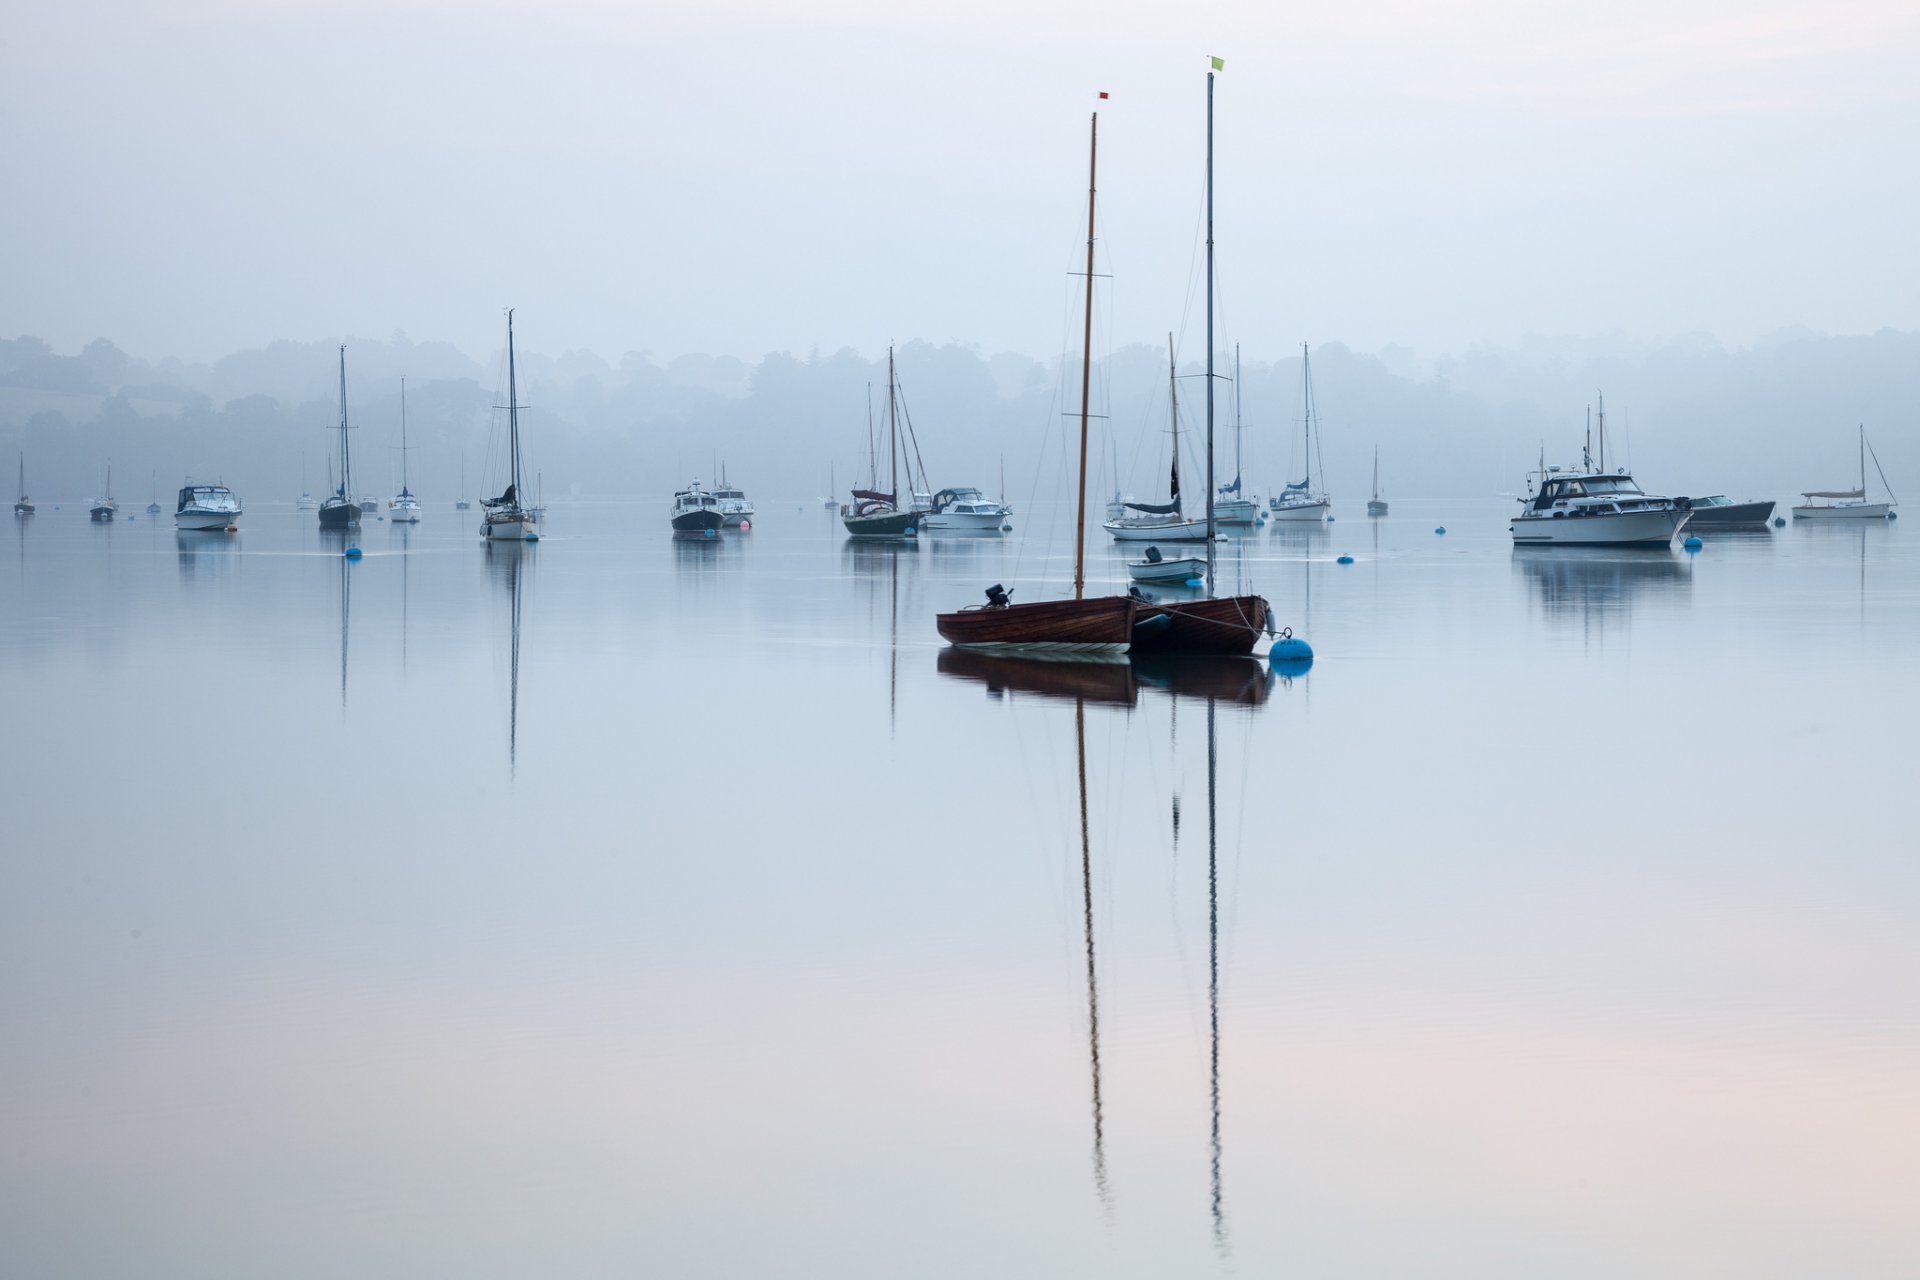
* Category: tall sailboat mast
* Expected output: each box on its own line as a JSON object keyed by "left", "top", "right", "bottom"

{"left": 337, "top": 345, "right": 353, "bottom": 497}
{"left": 507, "top": 310, "right": 522, "bottom": 500}
{"left": 887, "top": 347, "right": 899, "bottom": 505}
{"left": 1074, "top": 110, "right": 1098, "bottom": 600}
{"left": 399, "top": 375, "right": 410, "bottom": 492}
{"left": 1204, "top": 65, "right": 1217, "bottom": 594}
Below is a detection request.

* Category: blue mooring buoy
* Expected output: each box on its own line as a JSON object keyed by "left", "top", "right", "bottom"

{"left": 1270, "top": 631, "right": 1314, "bottom": 677}
{"left": 1337, "top": 554, "right": 1354, "bottom": 564}
{"left": 703, "top": 527, "right": 716, "bottom": 538}
{"left": 1889, "top": 511, "right": 1899, "bottom": 520}
{"left": 1435, "top": 526, "right": 1447, "bottom": 535}
{"left": 344, "top": 546, "right": 362, "bottom": 559}
{"left": 1774, "top": 516, "right": 1786, "bottom": 528}
{"left": 1327, "top": 515, "right": 1336, "bottom": 523}
{"left": 1684, "top": 536, "right": 1703, "bottom": 550}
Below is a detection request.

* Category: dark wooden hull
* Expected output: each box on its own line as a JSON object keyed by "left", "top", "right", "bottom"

{"left": 1129, "top": 594, "right": 1270, "bottom": 655}
{"left": 936, "top": 648, "right": 1137, "bottom": 705}
{"left": 843, "top": 508, "right": 919, "bottom": 538}
{"left": 936, "top": 595, "right": 1135, "bottom": 651}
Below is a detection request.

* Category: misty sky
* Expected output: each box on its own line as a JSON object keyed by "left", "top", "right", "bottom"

{"left": 5, "top": 0, "right": 1919, "bottom": 366}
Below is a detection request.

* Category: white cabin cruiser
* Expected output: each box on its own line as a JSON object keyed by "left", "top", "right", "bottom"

{"left": 921, "top": 487, "right": 1011, "bottom": 532}
{"left": 1511, "top": 468, "right": 1692, "bottom": 546}
{"left": 713, "top": 470, "right": 754, "bottom": 528}
{"left": 176, "top": 483, "right": 242, "bottom": 530}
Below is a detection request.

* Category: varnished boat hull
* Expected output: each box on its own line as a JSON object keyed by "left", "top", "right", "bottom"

{"left": 936, "top": 595, "right": 1135, "bottom": 652}
{"left": 1129, "top": 594, "right": 1270, "bottom": 655}
{"left": 936, "top": 648, "right": 1136, "bottom": 705}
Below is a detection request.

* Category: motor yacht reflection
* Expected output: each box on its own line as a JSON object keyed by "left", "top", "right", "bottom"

{"left": 1515, "top": 546, "right": 1690, "bottom": 618}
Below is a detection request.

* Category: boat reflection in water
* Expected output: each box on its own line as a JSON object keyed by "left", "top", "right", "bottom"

{"left": 936, "top": 643, "right": 1259, "bottom": 1249}
{"left": 1514, "top": 545, "right": 1691, "bottom": 620}
{"left": 935, "top": 650, "right": 1272, "bottom": 708}
{"left": 175, "top": 526, "right": 240, "bottom": 581}
{"left": 485, "top": 540, "right": 532, "bottom": 773}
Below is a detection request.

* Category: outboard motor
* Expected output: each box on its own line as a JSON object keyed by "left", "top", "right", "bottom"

{"left": 1144, "top": 546, "right": 1163, "bottom": 563}
{"left": 1673, "top": 495, "right": 1692, "bottom": 510}
{"left": 984, "top": 583, "right": 1012, "bottom": 608}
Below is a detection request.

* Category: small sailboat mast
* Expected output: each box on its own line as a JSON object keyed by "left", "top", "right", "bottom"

{"left": 507, "top": 310, "right": 522, "bottom": 503}
{"left": 399, "top": 375, "right": 410, "bottom": 495}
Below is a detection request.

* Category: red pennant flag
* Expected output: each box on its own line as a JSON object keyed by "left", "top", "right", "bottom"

{"left": 1098, "top": 91, "right": 1109, "bottom": 99}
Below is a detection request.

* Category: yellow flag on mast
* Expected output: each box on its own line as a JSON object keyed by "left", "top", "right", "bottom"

{"left": 1210, "top": 55, "right": 1224, "bottom": 70}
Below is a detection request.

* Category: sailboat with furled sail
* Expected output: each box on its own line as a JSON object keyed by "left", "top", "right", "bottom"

{"left": 318, "top": 346, "right": 360, "bottom": 529}
{"left": 842, "top": 351, "right": 923, "bottom": 538}
{"left": 1269, "top": 344, "right": 1331, "bottom": 521}
{"left": 1104, "top": 338, "right": 1210, "bottom": 543}
{"left": 1129, "top": 60, "right": 1272, "bottom": 654}
{"left": 934, "top": 103, "right": 1138, "bottom": 651}
{"left": 480, "top": 309, "right": 538, "bottom": 541}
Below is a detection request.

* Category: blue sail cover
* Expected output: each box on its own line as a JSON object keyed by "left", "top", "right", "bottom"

{"left": 1284, "top": 478, "right": 1310, "bottom": 492}
{"left": 1219, "top": 474, "right": 1241, "bottom": 494}
{"left": 1124, "top": 499, "right": 1181, "bottom": 515}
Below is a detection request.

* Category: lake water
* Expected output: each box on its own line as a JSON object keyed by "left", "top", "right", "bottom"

{"left": 4, "top": 498, "right": 1917, "bottom": 1277}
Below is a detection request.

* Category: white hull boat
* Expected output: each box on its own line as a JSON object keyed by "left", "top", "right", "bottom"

{"left": 1127, "top": 551, "right": 1207, "bottom": 583}
{"left": 1510, "top": 506, "right": 1690, "bottom": 546}
{"left": 1214, "top": 497, "right": 1260, "bottom": 525}
{"left": 175, "top": 483, "right": 242, "bottom": 530}
{"left": 1104, "top": 516, "right": 1211, "bottom": 542}
{"left": 1792, "top": 501, "right": 1891, "bottom": 520}
{"left": 390, "top": 497, "right": 421, "bottom": 523}
{"left": 1268, "top": 497, "right": 1330, "bottom": 522}
{"left": 482, "top": 512, "right": 538, "bottom": 540}
{"left": 923, "top": 488, "right": 1012, "bottom": 532}
{"left": 1793, "top": 425, "right": 1896, "bottom": 520}
{"left": 1511, "top": 409, "right": 1691, "bottom": 547}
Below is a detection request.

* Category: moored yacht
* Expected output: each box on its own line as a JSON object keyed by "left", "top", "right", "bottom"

{"left": 1269, "top": 343, "right": 1331, "bottom": 522}
{"left": 389, "top": 376, "right": 421, "bottom": 523}
{"left": 1686, "top": 495, "right": 1774, "bottom": 527}
{"left": 14, "top": 452, "right": 33, "bottom": 517}
{"left": 90, "top": 461, "right": 119, "bottom": 521}
{"left": 1792, "top": 425, "right": 1896, "bottom": 520}
{"left": 479, "top": 310, "right": 538, "bottom": 541}
{"left": 175, "top": 482, "right": 243, "bottom": 530}
{"left": 319, "top": 345, "right": 362, "bottom": 529}
{"left": 922, "top": 487, "right": 1011, "bottom": 531}
{"left": 1512, "top": 397, "right": 1692, "bottom": 546}
{"left": 671, "top": 481, "right": 725, "bottom": 532}
{"left": 1104, "top": 337, "right": 1209, "bottom": 544}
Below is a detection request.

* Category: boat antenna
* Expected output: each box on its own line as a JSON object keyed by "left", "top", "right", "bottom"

{"left": 1074, "top": 109, "right": 1098, "bottom": 600}
{"left": 1204, "top": 63, "right": 1217, "bottom": 595}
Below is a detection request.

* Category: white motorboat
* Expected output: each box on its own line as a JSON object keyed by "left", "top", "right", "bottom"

{"left": 1126, "top": 545, "right": 1206, "bottom": 583}
{"left": 1269, "top": 343, "right": 1331, "bottom": 522}
{"left": 922, "top": 487, "right": 1011, "bottom": 531}
{"left": 714, "top": 467, "right": 754, "bottom": 528}
{"left": 1510, "top": 400, "right": 1690, "bottom": 546}
{"left": 389, "top": 377, "right": 422, "bottom": 522}
{"left": 175, "top": 482, "right": 242, "bottom": 530}
{"left": 480, "top": 310, "right": 539, "bottom": 541}
{"left": 1105, "top": 336, "right": 1210, "bottom": 543}
{"left": 1793, "top": 425, "right": 1897, "bottom": 520}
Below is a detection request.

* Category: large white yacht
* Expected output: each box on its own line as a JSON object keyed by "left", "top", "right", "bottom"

{"left": 1511, "top": 468, "right": 1691, "bottom": 546}
{"left": 1512, "top": 397, "right": 1692, "bottom": 547}
{"left": 175, "top": 483, "right": 243, "bottom": 530}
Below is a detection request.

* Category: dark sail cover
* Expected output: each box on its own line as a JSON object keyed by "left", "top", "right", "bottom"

{"left": 1124, "top": 499, "right": 1181, "bottom": 515}
{"left": 851, "top": 488, "right": 895, "bottom": 504}
{"left": 1219, "top": 474, "right": 1241, "bottom": 494}
{"left": 1284, "top": 478, "right": 1310, "bottom": 492}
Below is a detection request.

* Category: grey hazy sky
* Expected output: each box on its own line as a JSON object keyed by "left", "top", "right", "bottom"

{"left": 5, "top": 0, "right": 1918, "bottom": 364}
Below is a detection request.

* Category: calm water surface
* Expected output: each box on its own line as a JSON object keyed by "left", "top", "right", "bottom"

{"left": 3, "top": 499, "right": 1917, "bottom": 1277}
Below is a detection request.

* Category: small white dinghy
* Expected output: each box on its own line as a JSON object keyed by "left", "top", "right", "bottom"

{"left": 1127, "top": 545, "right": 1206, "bottom": 584}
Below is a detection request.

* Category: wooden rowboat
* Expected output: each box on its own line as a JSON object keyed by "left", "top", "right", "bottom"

{"left": 1128, "top": 594, "right": 1270, "bottom": 655}
{"left": 936, "top": 593, "right": 1136, "bottom": 652}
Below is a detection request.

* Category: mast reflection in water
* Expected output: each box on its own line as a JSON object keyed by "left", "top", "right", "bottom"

{"left": 486, "top": 541, "right": 530, "bottom": 774}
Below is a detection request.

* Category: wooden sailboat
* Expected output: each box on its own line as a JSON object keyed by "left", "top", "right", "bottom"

{"left": 480, "top": 310, "right": 538, "bottom": 541}
{"left": 1130, "top": 65, "right": 1272, "bottom": 655}
{"left": 842, "top": 349, "right": 922, "bottom": 538}
{"left": 935, "top": 106, "right": 1138, "bottom": 651}
{"left": 318, "top": 346, "right": 361, "bottom": 528}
